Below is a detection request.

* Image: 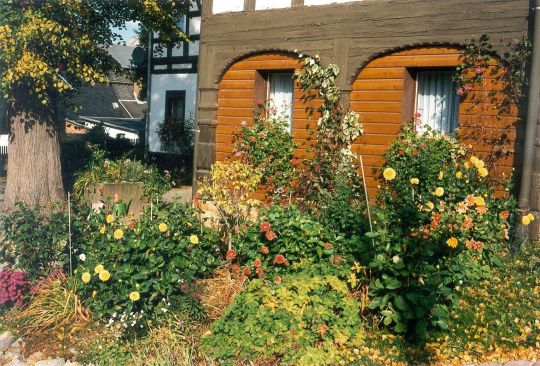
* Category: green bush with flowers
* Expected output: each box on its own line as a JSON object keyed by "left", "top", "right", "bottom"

{"left": 230, "top": 204, "right": 346, "bottom": 281}
{"left": 364, "top": 124, "right": 517, "bottom": 339}
{"left": 76, "top": 200, "right": 220, "bottom": 335}
{"left": 202, "top": 263, "right": 364, "bottom": 366}
{"left": 233, "top": 99, "right": 297, "bottom": 195}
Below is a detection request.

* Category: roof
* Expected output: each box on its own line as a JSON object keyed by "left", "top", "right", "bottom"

{"left": 108, "top": 44, "right": 137, "bottom": 69}
{"left": 72, "top": 116, "right": 145, "bottom": 134}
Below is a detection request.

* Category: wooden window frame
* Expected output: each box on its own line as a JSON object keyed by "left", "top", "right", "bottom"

{"left": 254, "top": 70, "right": 295, "bottom": 131}
{"left": 165, "top": 90, "right": 187, "bottom": 121}
{"left": 403, "top": 67, "right": 460, "bottom": 129}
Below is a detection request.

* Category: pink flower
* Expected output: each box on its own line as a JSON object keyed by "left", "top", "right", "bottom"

{"left": 256, "top": 99, "right": 264, "bottom": 106}
{"left": 464, "top": 85, "right": 473, "bottom": 91}
{"left": 456, "top": 87, "right": 465, "bottom": 96}
{"left": 475, "top": 67, "right": 485, "bottom": 74}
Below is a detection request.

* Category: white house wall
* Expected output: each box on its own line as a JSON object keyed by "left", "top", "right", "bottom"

{"left": 213, "top": 0, "right": 362, "bottom": 13}
{"left": 148, "top": 73, "right": 197, "bottom": 152}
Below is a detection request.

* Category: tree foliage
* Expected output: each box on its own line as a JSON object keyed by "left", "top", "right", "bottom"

{"left": 0, "top": 0, "right": 190, "bottom": 106}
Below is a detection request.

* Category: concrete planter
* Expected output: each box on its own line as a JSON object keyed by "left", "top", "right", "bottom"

{"left": 91, "top": 182, "right": 148, "bottom": 218}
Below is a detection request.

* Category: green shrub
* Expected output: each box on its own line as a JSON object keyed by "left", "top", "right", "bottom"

{"left": 73, "top": 146, "right": 171, "bottom": 203}
{"left": 0, "top": 203, "right": 70, "bottom": 279}
{"left": 232, "top": 204, "right": 346, "bottom": 280}
{"left": 233, "top": 100, "right": 296, "bottom": 194}
{"left": 76, "top": 200, "right": 221, "bottom": 336}
{"left": 366, "top": 124, "right": 516, "bottom": 338}
{"left": 202, "top": 264, "right": 363, "bottom": 366}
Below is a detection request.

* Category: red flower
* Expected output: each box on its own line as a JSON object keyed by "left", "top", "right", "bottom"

{"left": 274, "top": 254, "right": 287, "bottom": 265}
{"left": 261, "top": 246, "right": 269, "bottom": 255}
{"left": 129, "top": 220, "right": 136, "bottom": 230}
{"left": 290, "top": 158, "right": 300, "bottom": 166}
{"left": 180, "top": 283, "right": 189, "bottom": 292}
{"left": 274, "top": 276, "right": 282, "bottom": 284}
{"left": 324, "top": 242, "right": 333, "bottom": 250}
{"left": 412, "top": 149, "right": 419, "bottom": 156}
{"left": 260, "top": 221, "right": 271, "bottom": 233}
{"left": 242, "top": 267, "right": 251, "bottom": 276}
{"left": 257, "top": 99, "right": 264, "bottom": 106}
{"left": 226, "top": 249, "right": 237, "bottom": 261}
{"left": 230, "top": 264, "right": 240, "bottom": 274}
{"left": 456, "top": 87, "right": 465, "bottom": 96}
{"left": 265, "top": 231, "right": 277, "bottom": 241}
{"left": 256, "top": 267, "right": 264, "bottom": 277}
{"left": 254, "top": 258, "right": 262, "bottom": 268}
{"left": 500, "top": 210, "right": 510, "bottom": 219}
{"left": 331, "top": 255, "right": 342, "bottom": 265}
{"left": 420, "top": 143, "right": 426, "bottom": 149}
{"left": 398, "top": 149, "right": 405, "bottom": 155}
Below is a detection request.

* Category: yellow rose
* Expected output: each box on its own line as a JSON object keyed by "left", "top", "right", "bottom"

{"left": 113, "top": 229, "right": 124, "bottom": 240}
{"left": 383, "top": 167, "right": 396, "bottom": 181}
{"left": 434, "top": 187, "right": 445, "bottom": 197}
{"left": 410, "top": 178, "right": 420, "bottom": 185}
{"left": 99, "top": 226, "right": 106, "bottom": 234}
{"left": 425, "top": 201, "right": 434, "bottom": 211}
{"left": 438, "top": 171, "right": 444, "bottom": 180}
{"left": 527, "top": 213, "right": 535, "bottom": 221}
{"left": 129, "top": 291, "right": 140, "bottom": 302}
{"left": 474, "top": 196, "right": 486, "bottom": 206}
{"left": 190, "top": 235, "right": 199, "bottom": 244}
{"left": 474, "top": 159, "right": 485, "bottom": 169}
{"left": 446, "top": 237, "right": 458, "bottom": 248}
{"left": 478, "top": 167, "right": 488, "bottom": 178}
{"left": 455, "top": 171, "right": 463, "bottom": 179}
{"left": 464, "top": 161, "right": 472, "bottom": 170}
{"left": 106, "top": 214, "right": 114, "bottom": 224}
{"left": 522, "top": 216, "right": 531, "bottom": 225}
{"left": 470, "top": 156, "right": 479, "bottom": 165}
{"left": 81, "top": 272, "right": 91, "bottom": 284}
{"left": 94, "top": 264, "right": 104, "bottom": 274}
{"left": 99, "top": 270, "right": 110, "bottom": 282}
{"left": 159, "top": 223, "right": 168, "bottom": 233}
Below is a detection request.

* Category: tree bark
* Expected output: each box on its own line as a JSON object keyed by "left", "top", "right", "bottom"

{"left": 4, "top": 100, "right": 65, "bottom": 212}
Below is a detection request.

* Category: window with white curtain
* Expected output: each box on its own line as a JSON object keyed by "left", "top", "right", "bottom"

{"left": 268, "top": 72, "right": 294, "bottom": 131}
{"left": 415, "top": 71, "right": 460, "bottom": 135}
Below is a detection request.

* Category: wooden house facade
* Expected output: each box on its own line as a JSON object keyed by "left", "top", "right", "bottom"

{"left": 191, "top": 0, "right": 540, "bottom": 238}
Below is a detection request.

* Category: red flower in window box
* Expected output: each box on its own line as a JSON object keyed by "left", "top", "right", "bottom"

{"left": 253, "top": 258, "right": 262, "bottom": 268}
{"left": 261, "top": 246, "right": 269, "bottom": 255}
{"left": 242, "top": 267, "right": 251, "bottom": 276}
{"left": 256, "top": 267, "right": 264, "bottom": 278}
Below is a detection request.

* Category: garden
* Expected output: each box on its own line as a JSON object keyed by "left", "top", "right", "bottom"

{"left": 1, "top": 53, "right": 539, "bottom": 366}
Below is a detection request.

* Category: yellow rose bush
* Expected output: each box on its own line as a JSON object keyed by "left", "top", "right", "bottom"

{"left": 76, "top": 200, "right": 221, "bottom": 335}
{"left": 366, "top": 124, "right": 516, "bottom": 338}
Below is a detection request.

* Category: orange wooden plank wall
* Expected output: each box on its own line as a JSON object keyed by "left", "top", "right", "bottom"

{"left": 351, "top": 47, "right": 519, "bottom": 197}
{"left": 216, "top": 48, "right": 520, "bottom": 199}
{"left": 216, "top": 53, "right": 318, "bottom": 161}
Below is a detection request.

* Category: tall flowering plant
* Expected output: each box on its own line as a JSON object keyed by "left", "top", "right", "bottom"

{"left": 233, "top": 100, "right": 297, "bottom": 198}
{"left": 366, "top": 124, "right": 516, "bottom": 338}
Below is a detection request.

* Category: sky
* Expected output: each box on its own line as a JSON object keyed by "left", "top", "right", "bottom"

{"left": 112, "top": 21, "right": 139, "bottom": 43}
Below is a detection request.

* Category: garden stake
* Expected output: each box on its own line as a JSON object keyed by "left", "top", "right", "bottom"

{"left": 359, "top": 155, "right": 375, "bottom": 245}
{"left": 68, "top": 192, "right": 73, "bottom": 275}
{"left": 359, "top": 155, "right": 373, "bottom": 232}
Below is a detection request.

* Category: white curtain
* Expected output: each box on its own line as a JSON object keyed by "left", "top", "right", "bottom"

{"left": 269, "top": 73, "right": 294, "bottom": 131}
{"left": 416, "top": 71, "right": 459, "bottom": 134}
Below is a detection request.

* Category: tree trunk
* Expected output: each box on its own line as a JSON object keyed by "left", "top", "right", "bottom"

{"left": 4, "top": 100, "right": 65, "bottom": 212}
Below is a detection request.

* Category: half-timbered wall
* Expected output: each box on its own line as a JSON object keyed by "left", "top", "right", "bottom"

{"left": 195, "top": 0, "right": 529, "bottom": 180}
